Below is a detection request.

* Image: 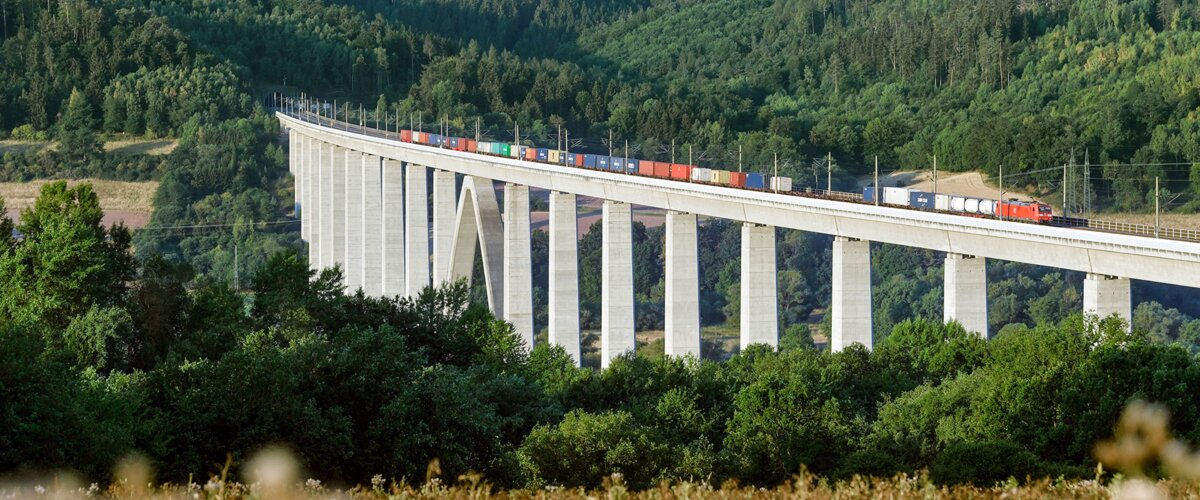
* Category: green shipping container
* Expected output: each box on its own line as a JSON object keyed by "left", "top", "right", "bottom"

{"left": 500, "top": 143, "right": 510, "bottom": 156}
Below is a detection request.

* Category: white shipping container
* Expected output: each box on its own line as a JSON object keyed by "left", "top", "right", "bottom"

{"left": 965, "top": 198, "right": 980, "bottom": 213}
{"left": 770, "top": 176, "right": 792, "bottom": 191}
{"left": 979, "top": 200, "right": 995, "bottom": 215}
{"left": 510, "top": 144, "right": 521, "bottom": 158}
{"left": 935, "top": 194, "right": 950, "bottom": 211}
{"left": 883, "top": 187, "right": 912, "bottom": 206}
{"left": 692, "top": 168, "right": 712, "bottom": 182}
{"left": 710, "top": 170, "right": 722, "bottom": 183}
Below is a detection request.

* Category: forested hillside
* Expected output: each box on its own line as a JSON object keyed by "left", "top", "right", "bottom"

{"left": 5, "top": 0, "right": 1200, "bottom": 490}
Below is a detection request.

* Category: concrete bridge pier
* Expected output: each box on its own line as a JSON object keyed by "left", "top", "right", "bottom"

{"left": 1084, "top": 273, "right": 1132, "bottom": 329}
{"left": 447, "top": 176, "right": 505, "bottom": 315}
{"left": 361, "top": 154, "right": 383, "bottom": 296}
{"left": 309, "top": 136, "right": 324, "bottom": 268}
{"left": 504, "top": 184, "right": 535, "bottom": 348}
{"left": 944, "top": 253, "right": 988, "bottom": 338}
{"left": 319, "top": 143, "right": 337, "bottom": 270}
{"left": 330, "top": 147, "right": 348, "bottom": 270}
{"left": 405, "top": 163, "right": 430, "bottom": 297}
{"left": 344, "top": 151, "right": 365, "bottom": 292}
{"left": 601, "top": 200, "right": 635, "bottom": 368}
{"left": 549, "top": 191, "right": 581, "bottom": 365}
{"left": 381, "top": 159, "right": 405, "bottom": 297}
{"left": 294, "top": 134, "right": 304, "bottom": 245}
{"left": 832, "top": 236, "right": 872, "bottom": 351}
{"left": 433, "top": 170, "right": 457, "bottom": 285}
{"left": 665, "top": 211, "right": 701, "bottom": 358}
{"left": 740, "top": 223, "right": 778, "bottom": 350}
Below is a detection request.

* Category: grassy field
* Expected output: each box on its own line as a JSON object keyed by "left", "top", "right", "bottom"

{"left": 0, "top": 179, "right": 158, "bottom": 213}
{"left": 0, "top": 469, "right": 1191, "bottom": 499}
{"left": 0, "top": 138, "right": 177, "bottom": 156}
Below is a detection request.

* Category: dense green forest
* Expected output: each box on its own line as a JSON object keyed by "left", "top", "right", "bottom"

{"left": 3, "top": 0, "right": 1200, "bottom": 488}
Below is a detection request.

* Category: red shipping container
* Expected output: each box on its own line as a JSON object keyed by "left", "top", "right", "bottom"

{"left": 730, "top": 172, "right": 747, "bottom": 187}
{"left": 466, "top": 140, "right": 477, "bottom": 153}
{"left": 525, "top": 148, "right": 537, "bottom": 161}
{"left": 400, "top": 130, "right": 413, "bottom": 142}
{"left": 652, "top": 161, "right": 670, "bottom": 178}
{"left": 670, "top": 164, "right": 691, "bottom": 180}
{"left": 638, "top": 161, "right": 654, "bottom": 176}
{"left": 574, "top": 154, "right": 585, "bottom": 167}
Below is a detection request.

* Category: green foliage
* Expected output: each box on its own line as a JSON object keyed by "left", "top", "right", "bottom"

{"left": 519, "top": 409, "right": 668, "bottom": 489}
{"left": 929, "top": 441, "right": 1042, "bottom": 486}
{"left": 0, "top": 182, "right": 134, "bottom": 330}
{"left": 57, "top": 89, "right": 103, "bottom": 164}
{"left": 63, "top": 306, "right": 135, "bottom": 373}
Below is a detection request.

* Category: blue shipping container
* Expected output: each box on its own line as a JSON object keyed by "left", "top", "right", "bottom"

{"left": 429, "top": 134, "right": 441, "bottom": 145}
{"left": 583, "top": 155, "right": 597, "bottom": 168}
{"left": 567, "top": 153, "right": 578, "bottom": 165}
{"left": 449, "top": 137, "right": 460, "bottom": 148}
{"left": 612, "top": 157, "right": 625, "bottom": 172}
{"left": 909, "top": 191, "right": 935, "bottom": 209}
{"left": 598, "top": 156, "right": 609, "bottom": 170}
{"left": 537, "top": 148, "right": 549, "bottom": 161}
{"left": 627, "top": 159, "right": 639, "bottom": 173}
{"left": 746, "top": 173, "right": 767, "bottom": 189}
{"left": 863, "top": 187, "right": 877, "bottom": 203}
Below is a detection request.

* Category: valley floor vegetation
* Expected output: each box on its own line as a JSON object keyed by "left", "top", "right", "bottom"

{"left": 5, "top": 181, "right": 1200, "bottom": 493}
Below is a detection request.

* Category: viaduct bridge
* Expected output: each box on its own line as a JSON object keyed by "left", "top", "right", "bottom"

{"left": 278, "top": 107, "right": 1200, "bottom": 367}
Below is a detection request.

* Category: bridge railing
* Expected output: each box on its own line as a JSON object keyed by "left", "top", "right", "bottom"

{"left": 1053, "top": 216, "right": 1200, "bottom": 243}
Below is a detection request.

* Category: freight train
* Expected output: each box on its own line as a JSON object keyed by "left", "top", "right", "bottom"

{"left": 397, "top": 129, "right": 1050, "bottom": 224}
{"left": 864, "top": 187, "right": 1053, "bottom": 223}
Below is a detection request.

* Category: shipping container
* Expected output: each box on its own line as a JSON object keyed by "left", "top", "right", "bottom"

{"left": 598, "top": 156, "right": 609, "bottom": 170}
{"left": 964, "top": 198, "right": 980, "bottom": 213}
{"left": 730, "top": 172, "right": 747, "bottom": 187}
{"left": 612, "top": 157, "right": 625, "bottom": 172}
{"left": 537, "top": 148, "right": 549, "bottom": 162}
{"left": 567, "top": 153, "right": 578, "bottom": 166}
{"left": 669, "top": 164, "right": 691, "bottom": 180}
{"left": 935, "top": 194, "right": 950, "bottom": 210}
{"left": 548, "top": 150, "right": 560, "bottom": 163}
{"left": 979, "top": 199, "right": 996, "bottom": 215}
{"left": 638, "top": 160, "right": 654, "bottom": 176}
{"left": 449, "top": 137, "right": 460, "bottom": 149}
{"left": 770, "top": 176, "right": 792, "bottom": 191}
{"left": 909, "top": 191, "right": 935, "bottom": 209}
{"left": 949, "top": 196, "right": 966, "bottom": 212}
{"left": 626, "top": 158, "right": 639, "bottom": 173}
{"left": 467, "top": 140, "right": 477, "bottom": 153}
{"left": 652, "top": 161, "right": 670, "bottom": 178}
{"left": 583, "top": 155, "right": 597, "bottom": 168}
{"left": 692, "top": 168, "right": 712, "bottom": 182}
{"left": 400, "top": 130, "right": 413, "bottom": 142}
{"left": 882, "top": 187, "right": 912, "bottom": 206}
{"left": 524, "top": 147, "right": 537, "bottom": 161}
{"left": 863, "top": 187, "right": 877, "bottom": 203}
{"left": 500, "top": 143, "right": 511, "bottom": 157}
{"left": 746, "top": 173, "right": 767, "bottom": 189}
{"left": 717, "top": 170, "right": 732, "bottom": 185}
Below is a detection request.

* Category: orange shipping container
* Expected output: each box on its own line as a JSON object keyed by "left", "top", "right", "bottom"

{"left": 638, "top": 160, "right": 654, "bottom": 176}
{"left": 730, "top": 172, "right": 747, "bottom": 187}
{"left": 669, "top": 164, "right": 691, "bottom": 180}
{"left": 400, "top": 130, "right": 413, "bottom": 142}
{"left": 652, "top": 161, "right": 670, "bottom": 178}
{"left": 466, "top": 140, "right": 477, "bottom": 153}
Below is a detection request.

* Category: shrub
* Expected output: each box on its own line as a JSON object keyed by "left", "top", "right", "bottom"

{"left": 929, "top": 440, "right": 1041, "bottom": 486}
{"left": 10, "top": 124, "right": 46, "bottom": 141}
